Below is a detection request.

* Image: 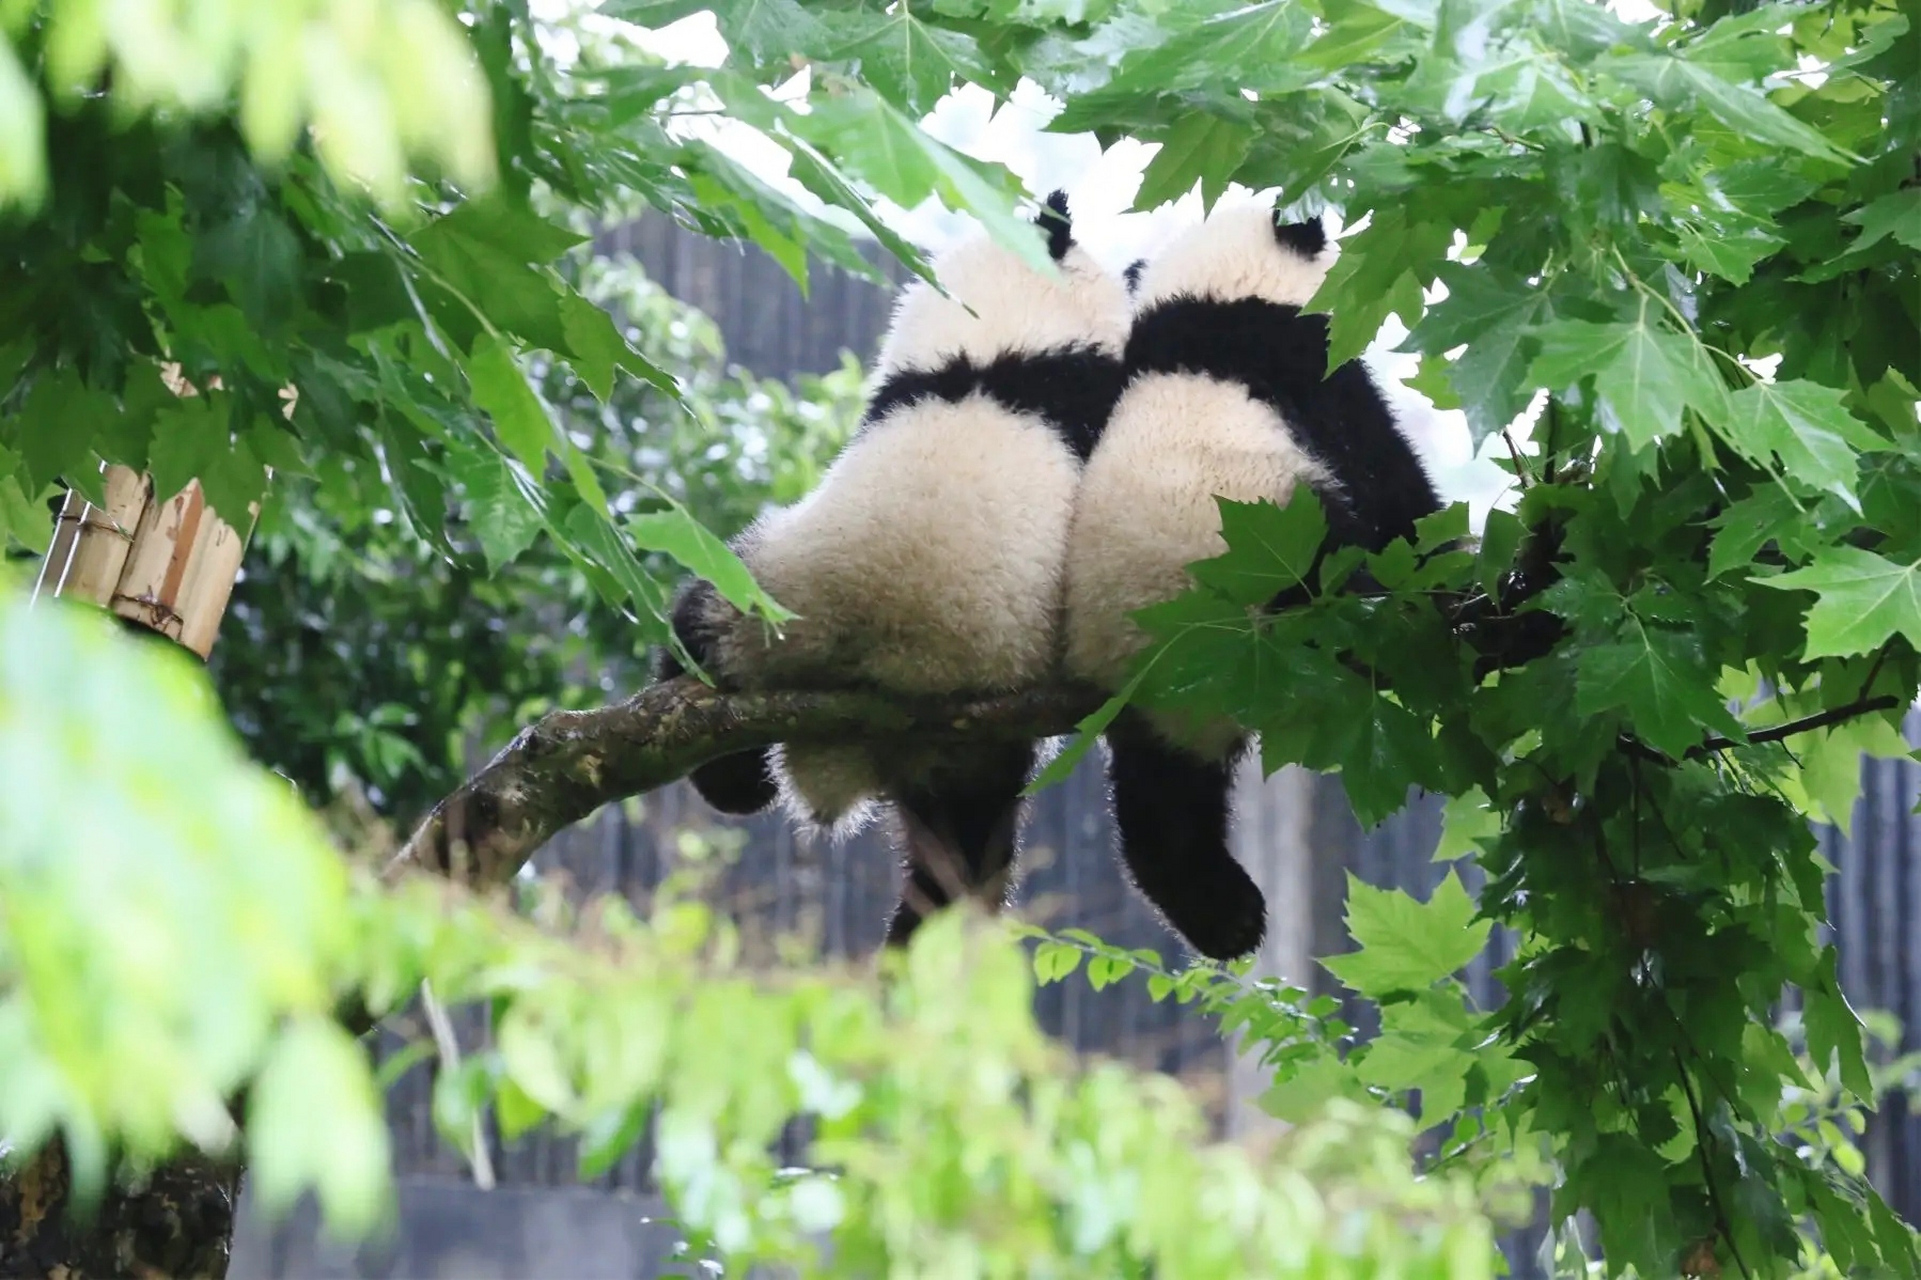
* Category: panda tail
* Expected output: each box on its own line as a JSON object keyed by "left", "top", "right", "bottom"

{"left": 883, "top": 742, "right": 1036, "bottom": 949}
{"left": 1104, "top": 710, "right": 1267, "bottom": 962}
{"left": 653, "top": 579, "right": 781, "bottom": 816}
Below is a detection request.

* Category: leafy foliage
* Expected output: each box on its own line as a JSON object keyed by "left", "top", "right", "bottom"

{"left": 211, "top": 256, "right": 863, "bottom": 822}
{"left": 2, "top": 0, "right": 1919, "bottom": 1273}
{"left": 0, "top": 581, "right": 1498, "bottom": 1273}
{"left": 1024, "top": 0, "right": 1921, "bottom": 1272}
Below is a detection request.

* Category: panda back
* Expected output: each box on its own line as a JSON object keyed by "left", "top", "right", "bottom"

{"left": 748, "top": 389, "right": 1082, "bottom": 695}
{"left": 1063, "top": 370, "right": 1333, "bottom": 690}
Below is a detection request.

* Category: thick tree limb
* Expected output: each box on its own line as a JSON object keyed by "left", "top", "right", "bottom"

{"left": 386, "top": 676, "right": 1106, "bottom": 889}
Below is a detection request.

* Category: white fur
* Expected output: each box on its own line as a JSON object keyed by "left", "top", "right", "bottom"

{"left": 769, "top": 744, "right": 879, "bottom": 833}
{"left": 1132, "top": 200, "right": 1330, "bottom": 312}
{"left": 708, "top": 394, "right": 1081, "bottom": 698}
{"left": 1063, "top": 205, "right": 1338, "bottom": 755}
{"left": 700, "top": 226, "right": 1129, "bottom": 828}
{"left": 1064, "top": 373, "right": 1336, "bottom": 689}
{"left": 879, "top": 240, "right": 1128, "bottom": 374}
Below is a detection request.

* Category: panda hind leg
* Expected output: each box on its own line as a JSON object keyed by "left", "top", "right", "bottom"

{"left": 1105, "top": 712, "right": 1267, "bottom": 961}
{"left": 884, "top": 742, "right": 1036, "bottom": 949}
{"left": 656, "top": 579, "right": 780, "bottom": 815}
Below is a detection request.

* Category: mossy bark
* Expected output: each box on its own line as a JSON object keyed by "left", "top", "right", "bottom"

{"left": 0, "top": 1143, "right": 239, "bottom": 1279}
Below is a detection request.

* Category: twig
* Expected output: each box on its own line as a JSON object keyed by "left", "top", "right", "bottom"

{"left": 1673, "top": 1049, "right": 1754, "bottom": 1280}
{"left": 1501, "top": 429, "right": 1533, "bottom": 489}
{"left": 419, "top": 979, "right": 494, "bottom": 1190}
{"left": 1619, "top": 694, "right": 1904, "bottom": 765}
{"left": 1691, "top": 695, "right": 1902, "bottom": 759}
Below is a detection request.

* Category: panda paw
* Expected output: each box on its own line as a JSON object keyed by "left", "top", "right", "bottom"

{"left": 1174, "top": 885, "right": 1268, "bottom": 963}
{"left": 688, "top": 750, "right": 779, "bottom": 815}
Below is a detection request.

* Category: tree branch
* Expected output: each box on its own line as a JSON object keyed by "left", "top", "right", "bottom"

{"left": 1619, "top": 694, "right": 1904, "bottom": 765}
{"left": 389, "top": 520, "right": 1581, "bottom": 891}
{"left": 385, "top": 677, "right": 1106, "bottom": 889}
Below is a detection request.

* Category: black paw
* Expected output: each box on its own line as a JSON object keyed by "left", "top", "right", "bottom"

{"left": 1170, "top": 882, "right": 1268, "bottom": 962}
{"left": 1147, "top": 861, "right": 1268, "bottom": 962}
{"left": 688, "top": 750, "right": 778, "bottom": 815}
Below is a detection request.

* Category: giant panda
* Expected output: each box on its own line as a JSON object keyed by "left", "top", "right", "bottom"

{"left": 656, "top": 192, "right": 1131, "bottom": 946}
{"left": 1063, "top": 199, "right": 1443, "bottom": 962}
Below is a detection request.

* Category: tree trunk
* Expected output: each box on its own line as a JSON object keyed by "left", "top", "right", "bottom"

{"left": 0, "top": 1144, "right": 240, "bottom": 1279}
{"left": 19, "top": 394, "right": 267, "bottom": 1275}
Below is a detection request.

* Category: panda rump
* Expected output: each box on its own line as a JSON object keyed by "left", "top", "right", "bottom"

{"left": 662, "top": 191, "right": 1130, "bottom": 945}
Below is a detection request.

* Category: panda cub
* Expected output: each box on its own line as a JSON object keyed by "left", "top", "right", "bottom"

{"left": 1064, "top": 200, "right": 1442, "bottom": 962}
{"left": 658, "top": 193, "right": 1131, "bottom": 946}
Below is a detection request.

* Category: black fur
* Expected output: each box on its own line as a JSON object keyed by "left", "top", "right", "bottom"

{"left": 1101, "top": 223, "right": 1441, "bottom": 960}
{"left": 656, "top": 580, "right": 782, "bottom": 815}
{"left": 647, "top": 194, "right": 1125, "bottom": 932}
{"left": 1105, "top": 712, "right": 1266, "bottom": 961}
{"left": 1039, "top": 189, "right": 1073, "bottom": 262}
{"left": 1273, "top": 215, "right": 1328, "bottom": 258}
{"left": 1124, "top": 297, "right": 1440, "bottom": 549}
{"left": 862, "top": 346, "right": 1126, "bottom": 463}
{"left": 1123, "top": 258, "right": 1147, "bottom": 294}
{"left": 883, "top": 742, "right": 1035, "bottom": 947}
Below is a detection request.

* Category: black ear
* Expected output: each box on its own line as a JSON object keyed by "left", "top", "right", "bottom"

{"left": 1123, "top": 258, "right": 1147, "bottom": 294}
{"left": 1037, "top": 189, "right": 1073, "bottom": 262}
{"left": 1272, "top": 211, "right": 1327, "bottom": 258}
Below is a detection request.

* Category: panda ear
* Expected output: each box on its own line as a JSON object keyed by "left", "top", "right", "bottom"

{"left": 1272, "top": 210, "right": 1327, "bottom": 258}
{"left": 1123, "top": 258, "right": 1147, "bottom": 293}
{"left": 1037, "top": 189, "right": 1073, "bottom": 262}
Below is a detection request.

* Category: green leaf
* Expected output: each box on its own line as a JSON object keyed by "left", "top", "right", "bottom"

{"left": 818, "top": 8, "right": 1000, "bottom": 116}
{"left": 610, "top": 0, "right": 829, "bottom": 70}
{"left": 197, "top": 434, "right": 269, "bottom": 529}
{"left": 1187, "top": 494, "right": 1327, "bottom": 606}
{"left": 1720, "top": 380, "right": 1883, "bottom": 509}
{"left": 409, "top": 203, "right": 582, "bottom": 354}
{"left": 1706, "top": 486, "right": 1806, "bottom": 581}
{"left": 1258, "top": 1058, "right": 1365, "bottom": 1123}
{"left": 1606, "top": 54, "right": 1855, "bottom": 164}
{"left": 1527, "top": 303, "right": 1727, "bottom": 450}
{"left": 1433, "top": 787, "right": 1500, "bottom": 863}
{"left": 1022, "top": 676, "right": 1139, "bottom": 797}
{"left": 1077, "top": 1, "right": 1317, "bottom": 101}
{"left": 1401, "top": 264, "right": 1555, "bottom": 445}
{"left": 12, "top": 369, "right": 116, "bottom": 490}
{"left": 1319, "top": 872, "right": 1490, "bottom": 998}
{"left": 465, "top": 334, "right": 554, "bottom": 478}
{"left": 247, "top": 1018, "right": 389, "bottom": 1240}
{"left": 1033, "top": 940, "right": 1082, "bottom": 984}
{"left": 1760, "top": 547, "right": 1921, "bottom": 660}
{"left": 194, "top": 203, "right": 302, "bottom": 331}
{"left": 557, "top": 501, "right": 673, "bottom": 637}
{"left": 1575, "top": 624, "right": 1745, "bottom": 759}
{"left": 1332, "top": 696, "right": 1442, "bottom": 826}
{"left": 450, "top": 447, "right": 543, "bottom": 573}
{"left": 779, "top": 136, "right": 934, "bottom": 285}
{"left": 1842, "top": 188, "right": 1921, "bottom": 253}
{"left": 1300, "top": 2, "right": 1409, "bottom": 69}
{"left": 629, "top": 504, "right": 792, "bottom": 622}
{"left": 1670, "top": 208, "right": 1786, "bottom": 285}
{"left": 793, "top": 90, "right": 1046, "bottom": 275}
{"left": 147, "top": 397, "right": 231, "bottom": 506}
{"left": 1307, "top": 207, "right": 1453, "bottom": 369}
{"left": 1133, "top": 114, "right": 1254, "bottom": 210}
{"left": 0, "top": 452, "right": 49, "bottom": 554}
{"left": 557, "top": 293, "right": 625, "bottom": 402}
{"left": 1804, "top": 950, "right": 1872, "bottom": 1101}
